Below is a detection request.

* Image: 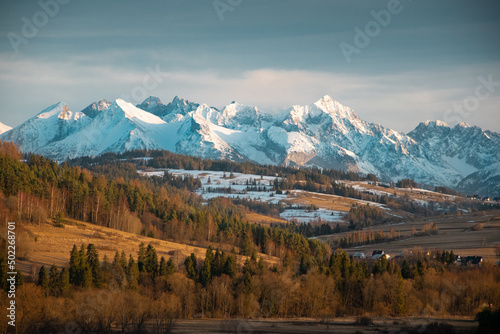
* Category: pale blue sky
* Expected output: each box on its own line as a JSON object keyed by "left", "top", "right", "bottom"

{"left": 0, "top": 0, "right": 499, "bottom": 132}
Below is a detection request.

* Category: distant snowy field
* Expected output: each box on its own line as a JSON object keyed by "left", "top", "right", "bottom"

{"left": 139, "top": 169, "right": 346, "bottom": 223}
{"left": 280, "top": 208, "right": 345, "bottom": 223}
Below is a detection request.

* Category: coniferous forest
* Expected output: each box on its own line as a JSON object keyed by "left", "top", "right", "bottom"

{"left": 0, "top": 142, "right": 499, "bottom": 333}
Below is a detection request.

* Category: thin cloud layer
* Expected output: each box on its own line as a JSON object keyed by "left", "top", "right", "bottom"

{"left": 0, "top": 0, "right": 499, "bottom": 132}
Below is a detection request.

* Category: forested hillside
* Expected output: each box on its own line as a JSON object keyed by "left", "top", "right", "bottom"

{"left": 0, "top": 142, "right": 328, "bottom": 259}
{"left": 0, "top": 142, "right": 499, "bottom": 333}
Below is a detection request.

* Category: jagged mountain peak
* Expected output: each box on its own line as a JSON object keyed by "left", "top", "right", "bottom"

{"left": 409, "top": 120, "right": 452, "bottom": 141}
{"left": 139, "top": 96, "right": 162, "bottom": 108}
{"left": 81, "top": 99, "right": 111, "bottom": 119}
{"left": 35, "top": 102, "right": 87, "bottom": 122}
{"left": 137, "top": 95, "right": 200, "bottom": 119}
{"left": 422, "top": 120, "right": 450, "bottom": 127}
{"left": 58, "top": 105, "right": 72, "bottom": 120}
{"left": 36, "top": 102, "right": 67, "bottom": 118}
{"left": 456, "top": 121, "right": 470, "bottom": 128}
{"left": 169, "top": 96, "right": 200, "bottom": 111}
{"left": 410, "top": 120, "right": 485, "bottom": 140}
{"left": 278, "top": 96, "right": 362, "bottom": 134}
{"left": 171, "top": 95, "right": 190, "bottom": 104}
{"left": 219, "top": 102, "right": 268, "bottom": 128}
{"left": 314, "top": 95, "right": 358, "bottom": 119}
{"left": 315, "top": 95, "right": 343, "bottom": 110}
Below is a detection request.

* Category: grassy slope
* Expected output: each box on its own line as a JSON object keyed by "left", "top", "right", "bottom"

{"left": 16, "top": 219, "right": 280, "bottom": 277}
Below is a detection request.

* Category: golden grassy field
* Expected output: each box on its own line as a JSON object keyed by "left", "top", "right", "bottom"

{"left": 342, "top": 181, "right": 461, "bottom": 203}
{"left": 15, "top": 219, "right": 280, "bottom": 277}
{"left": 282, "top": 190, "right": 413, "bottom": 219}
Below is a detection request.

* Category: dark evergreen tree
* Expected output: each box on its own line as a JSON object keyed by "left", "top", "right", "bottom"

{"left": 212, "top": 249, "right": 225, "bottom": 277}
{"left": 101, "top": 254, "right": 111, "bottom": 284}
{"left": 185, "top": 253, "right": 197, "bottom": 281}
{"left": 59, "top": 267, "right": 70, "bottom": 296}
{"left": 243, "top": 271, "right": 253, "bottom": 294}
{"left": 257, "top": 258, "right": 266, "bottom": 274}
{"left": 299, "top": 256, "right": 308, "bottom": 275}
{"left": 69, "top": 244, "right": 81, "bottom": 285}
{"left": 240, "top": 231, "right": 253, "bottom": 256}
{"left": 127, "top": 254, "right": 139, "bottom": 290}
{"left": 79, "top": 244, "right": 88, "bottom": 275}
{"left": 120, "top": 250, "right": 127, "bottom": 269}
{"left": 448, "top": 250, "right": 455, "bottom": 264}
{"left": 413, "top": 259, "right": 425, "bottom": 277}
{"left": 49, "top": 264, "right": 59, "bottom": 295}
{"left": 138, "top": 242, "right": 146, "bottom": 272}
{"left": 82, "top": 266, "right": 93, "bottom": 288}
{"left": 144, "top": 244, "right": 158, "bottom": 276}
{"left": 38, "top": 265, "right": 49, "bottom": 291}
{"left": 87, "top": 244, "right": 103, "bottom": 288}
{"left": 112, "top": 251, "right": 121, "bottom": 269}
{"left": 15, "top": 270, "right": 23, "bottom": 287}
{"left": 401, "top": 260, "right": 412, "bottom": 279}
{"left": 200, "top": 256, "right": 212, "bottom": 286}
{"left": 165, "top": 258, "right": 176, "bottom": 276}
{"left": 223, "top": 255, "right": 237, "bottom": 278}
{"left": 111, "top": 251, "right": 126, "bottom": 288}
{"left": 159, "top": 256, "right": 167, "bottom": 277}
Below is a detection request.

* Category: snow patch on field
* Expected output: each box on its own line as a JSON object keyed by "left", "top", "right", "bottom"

{"left": 139, "top": 168, "right": 347, "bottom": 223}
{"left": 280, "top": 208, "right": 345, "bottom": 223}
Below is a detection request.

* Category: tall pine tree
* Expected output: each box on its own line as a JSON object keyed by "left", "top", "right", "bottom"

{"left": 87, "top": 244, "right": 103, "bottom": 288}
{"left": 38, "top": 265, "right": 48, "bottom": 292}
{"left": 69, "top": 244, "right": 81, "bottom": 285}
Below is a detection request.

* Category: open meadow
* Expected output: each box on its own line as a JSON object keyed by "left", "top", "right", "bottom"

{"left": 318, "top": 209, "right": 500, "bottom": 262}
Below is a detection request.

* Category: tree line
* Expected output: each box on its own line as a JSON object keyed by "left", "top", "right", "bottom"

{"left": 2, "top": 240, "right": 500, "bottom": 333}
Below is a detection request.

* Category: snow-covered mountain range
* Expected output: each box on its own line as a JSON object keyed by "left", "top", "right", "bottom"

{"left": 1, "top": 95, "right": 499, "bottom": 196}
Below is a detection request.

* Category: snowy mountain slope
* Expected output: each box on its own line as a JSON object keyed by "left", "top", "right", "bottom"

{"left": 0, "top": 122, "right": 12, "bottom": 135}
{"left": 32, "top": 99, "right": 186, "bottom": 159}
{"left": 0, "top": 102, "right": 90, "bottom": 153}
{"left": 407, "top": 121, "right": 500, "bottom": 197}
{"left": 408, "top": 121, "right": 500, "bottom": 172}
{"left": 218, "top": 102, "right": 273, "bottom": 129}
{"left": 1, "top": 95, "right": 499, "bottom": 196}
{"left": 457, "top": 162, "right": 500, "bottom": 198}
